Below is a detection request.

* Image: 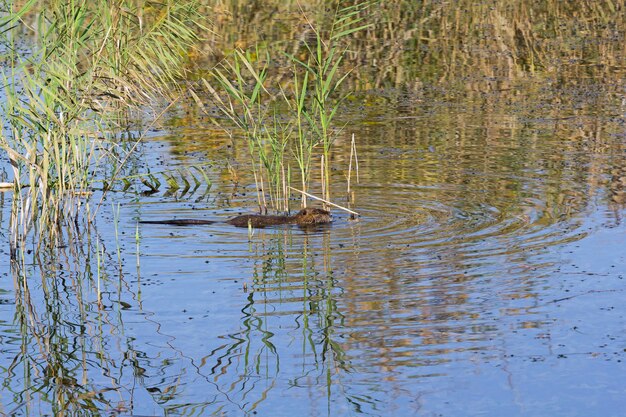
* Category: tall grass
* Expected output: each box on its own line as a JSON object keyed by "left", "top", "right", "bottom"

{"left": 0, "top": 0, "right": 204, "bottom": 256}
{"left": 207, "top": 0, "right": 625, "bottom": 93}
{"left": 288, "top": 1, "right": 372, "bottom": 204}
{"left": 202, "top": 1, "right": 374, "bottom": 213}
{"left": 1, "top": 4, "right": 205, "bottom": 410}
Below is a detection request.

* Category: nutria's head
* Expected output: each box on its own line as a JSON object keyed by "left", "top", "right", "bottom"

{"left": 294, "top": 208, "right": 332, "bottom": 225}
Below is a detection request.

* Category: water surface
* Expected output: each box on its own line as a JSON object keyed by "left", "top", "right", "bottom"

{"left": 2, "top": 3, "right": 626, "bottom": 416}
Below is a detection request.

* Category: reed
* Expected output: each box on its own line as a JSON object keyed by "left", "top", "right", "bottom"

{"left": 203, "top": 1, "right": 374, "bottom": 213}
{"left": 207, "top": 0, "right": 625, "bottom": 94}
{"left": 0, "top": 0, "right": 204, "bottom": 253}
{"left": 284, "top": 63, "right": 314, "bottom": 208}
{"left": 206, "top": 48, "right": 262, "bottom": 209}
{"left": 346, "top": 132, "right": 358, "bottom": 210}
{"left": 287, "top": 1, "right": 373, "bottom": 203}
{"left": 135, "top": 222, "right": 141, "bottom": 272}
{"left": 204, "top": 47, "right": 294, "bottom": 213}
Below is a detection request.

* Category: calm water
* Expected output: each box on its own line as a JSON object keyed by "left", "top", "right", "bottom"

{"left": 2, "top": 3, "right": 626, "bottom": 415}
{"left": 2, "top": 77, "right": 625, "bottom": 416}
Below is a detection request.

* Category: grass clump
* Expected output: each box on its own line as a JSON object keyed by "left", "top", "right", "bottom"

{"left": 0, "top": 0, "right": 205, "bottom": 256}
{"left": 201, "top": 1, "right": 374, "bottom": 214}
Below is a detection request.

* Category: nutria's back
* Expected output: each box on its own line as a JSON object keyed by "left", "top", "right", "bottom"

{"left": 140, "top": 207, "right": 332, "bottom": 228}
{"left": 226, "top": 208, "right": 332, "bottom": 228}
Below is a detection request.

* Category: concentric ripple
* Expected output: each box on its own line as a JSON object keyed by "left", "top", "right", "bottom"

{"left": 330, "top": 173, "right": 589, "bottom": 263}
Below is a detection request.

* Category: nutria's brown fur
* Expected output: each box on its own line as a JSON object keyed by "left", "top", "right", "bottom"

{"left": 140, "top": 208, "right": 332, "bottom": 228}
{"left": 227, "top": 208, "right": 331, "bottom": 227}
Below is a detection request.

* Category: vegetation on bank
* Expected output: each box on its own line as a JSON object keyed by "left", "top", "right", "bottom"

{"left": 0, "top": 0, "right": 204, "bottom": 256}
{"left": 0, "top": 0, "right": 372, "bottom": 264}
{"left": 208, "top": 0, "right": 625, "bottom": 88}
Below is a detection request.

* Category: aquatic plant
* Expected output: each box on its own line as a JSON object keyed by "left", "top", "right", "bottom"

{"left": 0, "top": 0, "right": 205, "bottom": 257}
{"left": 203, "top": 1, "right": 375, "bottom": 213}
{"left": 287, "top": 0, "right": 372, "bottom": 205}
{"left": 207, "top": 0, "right": 624, "bottom": 91}
{"left": 0, "top": 3, "right": 206, "bottom": 412}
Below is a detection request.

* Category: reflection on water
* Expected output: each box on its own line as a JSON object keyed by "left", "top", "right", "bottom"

{"left": 2, "top": 1, "right": 626, "bottom": 415}
{"left": 2, "top": 81, "right": 625, "bottom": 414}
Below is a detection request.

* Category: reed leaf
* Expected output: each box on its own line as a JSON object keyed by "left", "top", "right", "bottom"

{"left": 1, "top": 0, "right": 205, "bottom": 253}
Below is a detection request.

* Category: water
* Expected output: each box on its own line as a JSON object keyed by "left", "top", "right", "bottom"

{"left": 2, "top": 3, "right": 626, "bottom": 415}
{"left": 2, "top": 76, "right": 624, "bottom": 416}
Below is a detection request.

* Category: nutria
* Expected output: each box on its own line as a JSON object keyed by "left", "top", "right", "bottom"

{"left": 140, "top": 208, "right": 332, "bottom": 228}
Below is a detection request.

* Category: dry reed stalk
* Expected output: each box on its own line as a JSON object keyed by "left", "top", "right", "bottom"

{"left": 347, "top": 133, "right": 360, "bottom": 194}
{"left": 253, "top": 170, "right": 262, "bottom": 212}
{"left": 288, "top": 186, "right": 359, "bottom": 216}
{"left": 259, "top": 170, "right": 267, "bottom": 213}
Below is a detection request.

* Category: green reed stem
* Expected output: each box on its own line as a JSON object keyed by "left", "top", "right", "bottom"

{"left": 1, "top": 0, "right": 204, "bottom": 251}
{"left": 207, "top": 1, "right": 372, "bottom": 212}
